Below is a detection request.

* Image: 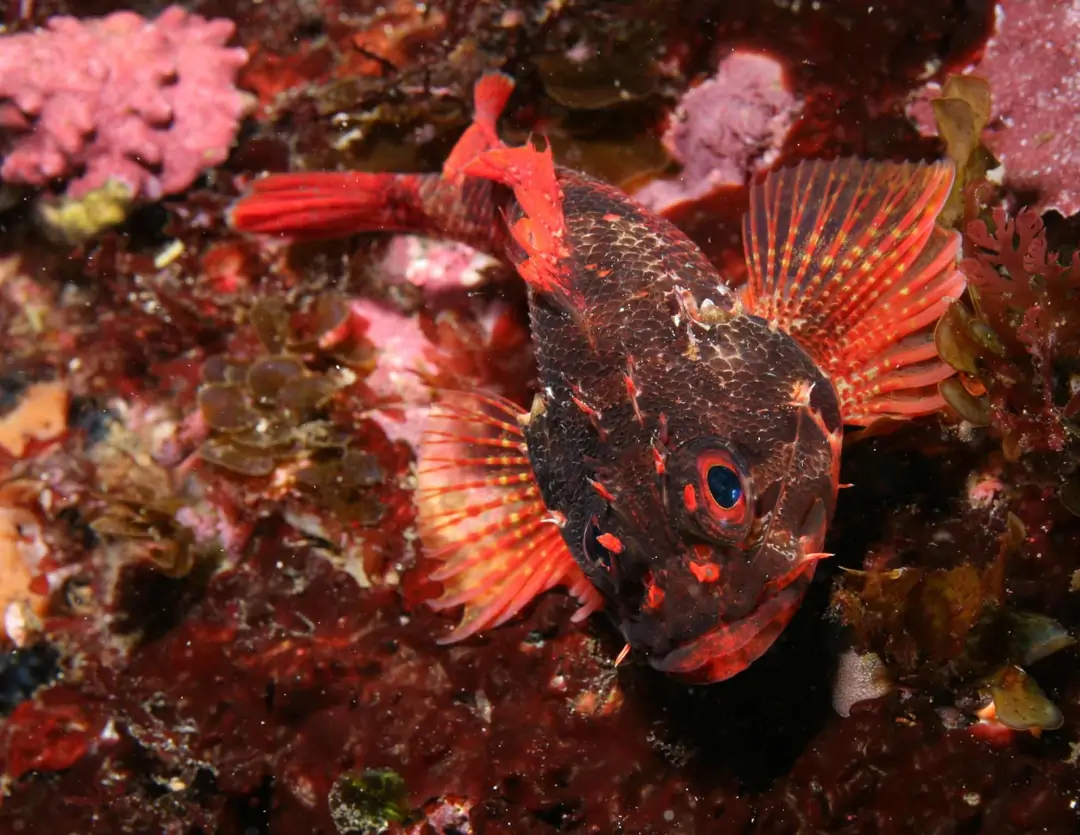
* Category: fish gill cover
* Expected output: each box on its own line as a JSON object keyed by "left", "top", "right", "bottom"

{"left": 0, "top": 1, "right": 1078, "bottom": 834}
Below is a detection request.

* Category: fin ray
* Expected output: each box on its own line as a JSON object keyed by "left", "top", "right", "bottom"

{"left": 417, "top": 390, "right": 600, "bottom": 643}
{"left": 742, "top": 158, "right": 966, "bottom": 426}
{"left": 228, "top": 171, "right": 422, "bottom": 239}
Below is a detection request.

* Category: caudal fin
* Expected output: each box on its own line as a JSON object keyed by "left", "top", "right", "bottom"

{"left": 228, "top": 73, "right": 530, "bottom": 252}
{"left": 741, "top": 158, "right": 966, "bottom": 426}
{"left": 229, "top": 71, "right": 580, "bottom": 310}
{"left": 227, "top": 170, "right": 432, "bottom": 240}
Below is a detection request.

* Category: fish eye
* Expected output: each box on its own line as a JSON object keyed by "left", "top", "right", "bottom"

{"left": 694, "top": 449, "right": 748, "bottom": 526}
{"left": 706, "top": 465, "right": 742, "bottom": 509}
{"left": 583, "top": 517, "right": 614, "bottom": 570}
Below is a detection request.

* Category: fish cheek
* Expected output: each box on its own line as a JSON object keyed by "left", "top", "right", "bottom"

{"left": 575, "top": 494, "right": 635, "bottom": 597}
{"left": 799, "top": 498, "right": 828, "bottom": 555}
{"left": 784, "top": 413, "right": 842, "bottom": 554}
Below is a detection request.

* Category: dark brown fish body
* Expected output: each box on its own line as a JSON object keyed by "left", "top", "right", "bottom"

{"left": 230, "top": 73, "right": 964, "bottom": 682}
{"left": 521, "top": 171, "right": 843, "bottom": 675}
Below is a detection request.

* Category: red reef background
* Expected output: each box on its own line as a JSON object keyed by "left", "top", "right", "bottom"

{"left": 1, "top": 1, "right": 1079, "bottom": 834}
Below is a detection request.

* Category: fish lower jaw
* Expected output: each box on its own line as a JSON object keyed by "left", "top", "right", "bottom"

{"left": 642, "top": 572, "right": 813, "bottom": 684}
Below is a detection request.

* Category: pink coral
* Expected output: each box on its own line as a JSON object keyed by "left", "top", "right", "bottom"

{"left": 0, "top": 6, "right": 252, "bottom": 200}
{"left": 635, "top": 50, "right": 801, "bottom": 213}
{"left": 380, "top": 235, "right": 502, "bottom": 301}
{"left": 349, "top": 299, "right": 438, "bottom": 449}
{"left": 348, "top": 294, "right": 532, "bottom": 450}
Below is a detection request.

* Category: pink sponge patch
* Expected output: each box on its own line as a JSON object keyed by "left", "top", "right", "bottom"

{"left": 907, "top": 1, "right": 1080, "bottom": 217}
{"left": 0, "top": 5, "right": 251, "bottom": 200}
{"left": 635, "top": 50, "right": 801, "bottom": 213}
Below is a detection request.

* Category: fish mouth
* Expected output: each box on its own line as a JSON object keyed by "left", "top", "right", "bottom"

{"left": 646, "top": 564, "right": 815, "bottom": 684}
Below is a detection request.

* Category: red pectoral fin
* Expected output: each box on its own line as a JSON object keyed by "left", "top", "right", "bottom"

{"left": 741, "top": 158, "right": 966, "bottom": 426}
{"left": 417, "top": 390, "right": 601, "bottom": 643}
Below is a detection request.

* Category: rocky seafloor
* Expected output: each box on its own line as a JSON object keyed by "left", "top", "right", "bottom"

{"left": 1, "top": 1, "right": 1080, "bottom": 833}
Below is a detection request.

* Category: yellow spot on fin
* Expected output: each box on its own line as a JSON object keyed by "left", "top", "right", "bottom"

{"left": 740, "top": 158, "right": 967, "bottom": 426}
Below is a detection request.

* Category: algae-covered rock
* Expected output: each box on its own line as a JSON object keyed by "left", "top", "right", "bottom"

{"left": 328, "top": 769, "right": 410, "bottom": 835}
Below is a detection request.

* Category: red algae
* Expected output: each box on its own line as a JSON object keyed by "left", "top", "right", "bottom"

{"left": 3, "top": 2, "right": 1080, "bottom": 835}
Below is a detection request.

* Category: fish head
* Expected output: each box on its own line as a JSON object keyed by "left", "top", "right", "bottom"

{"left": 575, "top": 312, "right": 844, "bottom": 683}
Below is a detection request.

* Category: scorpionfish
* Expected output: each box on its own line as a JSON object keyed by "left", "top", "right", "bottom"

{"left": 230, "top": 73, "right": 965, "bottom": 683}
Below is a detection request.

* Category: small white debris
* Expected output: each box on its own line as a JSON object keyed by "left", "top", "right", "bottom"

{"left": 153, "top": 239, "right": 185, "bottom": 269}
{"left": 473, "top": 690, "right": 493, "bottom": 724}
{"left": 832, "top": 648, "right": 893, "bottom": 717}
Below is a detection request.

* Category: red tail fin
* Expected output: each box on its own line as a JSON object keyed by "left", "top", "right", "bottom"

{"left": 228, "top": 73, "right": 521, "bottom": 247}
{"left": 227, "top": 72, "right": 551, "bottom": 265}
{"left": 227, "top": 171, "right": 431, "bottom": 240}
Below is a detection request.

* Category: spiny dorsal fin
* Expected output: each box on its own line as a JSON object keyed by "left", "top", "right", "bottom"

{"left": 442, "top": 74, "right": 580, "bottom": 312}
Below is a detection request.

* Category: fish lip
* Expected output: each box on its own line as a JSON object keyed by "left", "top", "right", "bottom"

{"left": 645, "top": 568, "right": 814, "bottom": 683}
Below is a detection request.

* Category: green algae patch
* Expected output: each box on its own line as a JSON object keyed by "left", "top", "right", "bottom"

{"left": 328, "top": 768, "right": 411, "bottom": 835}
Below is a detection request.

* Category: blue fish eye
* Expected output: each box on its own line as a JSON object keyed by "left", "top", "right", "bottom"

{"left": 706, "top": 465, "right": 743, "bottom": 509}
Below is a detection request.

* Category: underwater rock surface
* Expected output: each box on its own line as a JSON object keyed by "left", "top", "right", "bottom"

{"left": 1, "top": 1, "right": 1079, "bottom": 834}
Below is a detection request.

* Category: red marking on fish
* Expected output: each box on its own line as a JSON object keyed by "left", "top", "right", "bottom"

{"left": 683, "top": 483, "right": 698, "bottom": 513}
{"left": 568, "top": 385, "right": 607, "bottom": 440}
{"left": 589, "top": 478, "right": 616, "bottom": 503}
{"left": 689, "top": 560, "right": 721, "bottom": 584}
{"left": 643, "top": 572, "right": 665, "bottom": 610}
{"left": 651, "top": 443, "right": 666, "bottom": 476}
{"left": 229, "top": 73, "right": 965, "bottom": 684}
{"left": 596, "top": 532, "right": 624, "bottom": 554}
{"left": 623, "top": 359, "right": 644, "bottom": 426}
